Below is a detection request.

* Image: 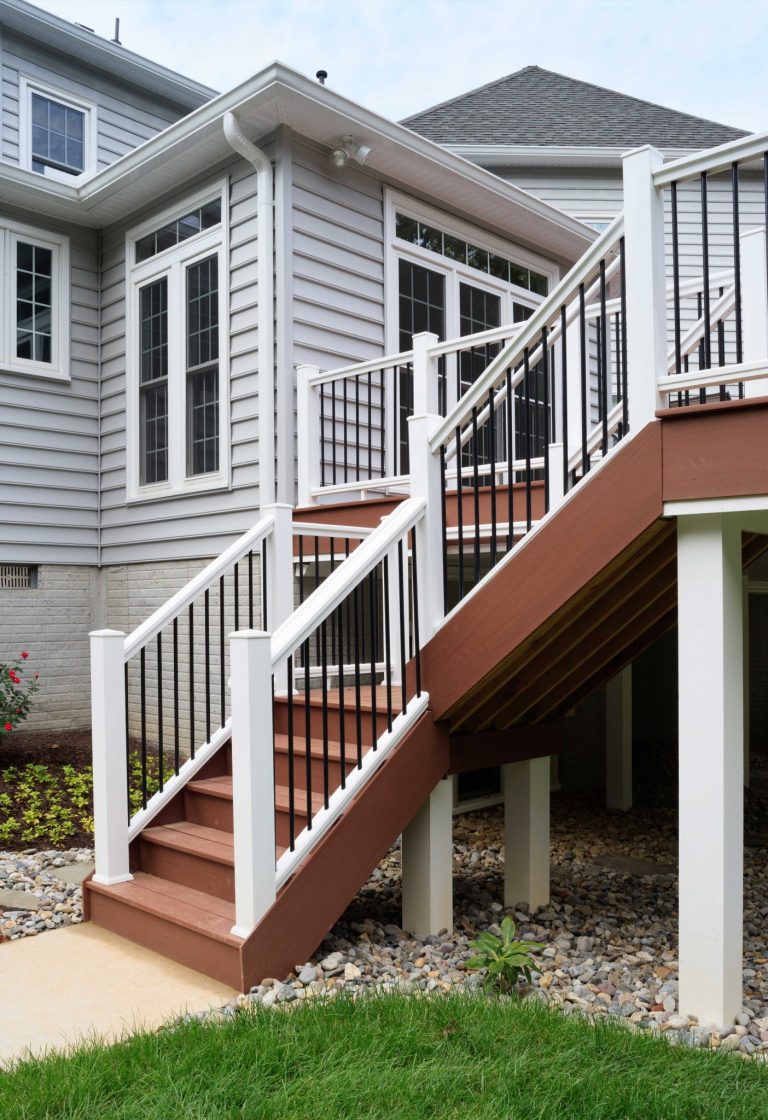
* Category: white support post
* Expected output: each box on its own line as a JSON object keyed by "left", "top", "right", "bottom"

{"left": 605, "top": 666, "right": 633, "bottom": 811}
{"left": 412, "top": 331, "right": 440, "bottom": 416}
{"left": 622, "top": 145, "right": 667, "bottom": 430}
{"left": 677, "top": 513, "right": 743, "bottom": 1024}
{"left": 503, "top": 758, "right": 550, "bottom": 911}
{"left": 740, "top": 227, "right": 768, "bottom": 397}
{"left": 297, "top": 364, "right": 321, "bottom": 507}
{"left": 401, "top": 777, "right": 453, "bottom": 937}
{"left": 744, "top": 575, "right": 751, "bottom": 789}
{"left": 408, "top": 412, "right": 444, "bottom": 642}
{"left": 90, "top": 630, "right": 132, "bottom": 886}
{"left": 263, "top": 502, "right": 294, "bottom": 692}
{"left": 229, "top": 630, "right": 276, "bottom": 938}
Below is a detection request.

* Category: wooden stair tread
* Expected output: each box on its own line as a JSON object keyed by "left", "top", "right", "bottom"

{"left": 181, "top": 777, "right": 329, "bottom": 816}
{"left": 88, "top": 872, "right": 241, "bottom": 945}
{"left": 142, "top": 821, "right": 235, "bottom": 863}
{"left": 275, "top": 685, "right": 403, "bottom": 712}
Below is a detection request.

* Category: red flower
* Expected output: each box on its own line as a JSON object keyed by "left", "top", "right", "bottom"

{"left": 3, "top": 723, "right": 11, "bottom": 733}
{"left": 20, "top": 651, "right": 28, "bottom": 659}
{"left": 8, "top": 671, "right": 19, "bottom": 684}
{"left": 34, "top": 673, "right": 40, "bottom": 680}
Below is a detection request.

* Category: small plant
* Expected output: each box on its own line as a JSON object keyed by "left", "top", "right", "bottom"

{"left": 0, "top": 651, "right": 40, "bottom": 737}
{"left": 466, "top": 916, "right": 544, "bottom": 995}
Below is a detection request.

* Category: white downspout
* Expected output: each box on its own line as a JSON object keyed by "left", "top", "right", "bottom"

{"left": 223, "top": 111, "right": 275, "bottom": 505}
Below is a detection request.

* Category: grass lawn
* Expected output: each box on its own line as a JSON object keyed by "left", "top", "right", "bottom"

{"left": 1, "top": 994, "right": 767, "bottom": 1119}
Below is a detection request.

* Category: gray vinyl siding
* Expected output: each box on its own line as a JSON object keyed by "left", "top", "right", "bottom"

{"left": 98, "top": 157, "right": 263, "bottom": 566}
{"left": 0, "top": 31, "right": 184, "bottom": 170}
{"left": 0, "top": 209, "right": 99, "bottom": 563}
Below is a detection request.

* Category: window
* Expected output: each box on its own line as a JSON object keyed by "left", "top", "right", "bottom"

{"left": 21, "top": 79, "right": 95, "bottom": 180}
{"left": 574, "top": 214, "right": 614, "bottom": 234}
{"left": 0, "top": 220, "right": 69, "bottom": 380}
{"left": 127, "top": 186, "right": 228, "bottom": 501}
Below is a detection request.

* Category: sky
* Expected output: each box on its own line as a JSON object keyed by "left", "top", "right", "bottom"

{"left": 26, "top": 0, "right": 768, "bottom": 132}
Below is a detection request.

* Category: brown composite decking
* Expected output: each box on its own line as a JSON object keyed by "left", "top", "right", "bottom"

{"left": 88, "top": 401, "right": 768, "bottom": 990}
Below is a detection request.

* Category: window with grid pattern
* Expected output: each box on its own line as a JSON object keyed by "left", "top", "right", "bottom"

{"left": 186, "top": 256, "right": 219, "bottom": 477}
{"left": 139, "top": 278, "right": 169, "bottom": 486}
{"left": 30, "top": 93, "right": 85, "bottom": 176}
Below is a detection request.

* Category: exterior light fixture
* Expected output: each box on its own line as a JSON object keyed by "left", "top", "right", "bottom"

{"left": 329, "top": 136, "right": 372, "bottom": 168}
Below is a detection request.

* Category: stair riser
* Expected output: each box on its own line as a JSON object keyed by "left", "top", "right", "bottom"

{"left": 88, "top": 889, "right": 241, "bottom": 989}
{"left": 274, "top": 698, "right": 387, "bottom": 749}
{"left": 274, "top": 749, "right": 358, "bottom": 790}
{"left": 138, "top": 838, "right": 235, "bottom": 902}
{"left": 184, "top": 790, "right": 233, "bottom": 833}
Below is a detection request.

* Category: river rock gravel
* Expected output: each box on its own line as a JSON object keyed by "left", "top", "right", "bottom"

{"left": 0, "top": 848, "right": 92, "bottom": 939}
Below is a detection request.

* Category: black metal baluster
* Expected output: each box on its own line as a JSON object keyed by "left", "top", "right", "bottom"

{"left": 204, "top": 588, "right": 211, "bottom": 742}
{"left": 157, "top": 632, "right": 164, "bottom": 791}
{"left": 219, "top": 575, "right": 225, "bottom": 727}
{"left": 393, "top": 361, "right": 399, "bottom": 477}
{"left": 506, "top": 367, "right": 514, "bottom": 547}
{"left": 189, "top": 603, "right": 195, "bottom": 759}
{"left": 701, "top": 171, "right": 711, "bottom": 370}
{"left": 303, "top": 638, "right": 312, "bottom": 830}
{"left": 320, "top": 383, "right": 325, "bottom": 487}
{"left": 343, "top": 379, "right": 349, "bottom": 484}
{"left": 541, "top": 325, "right": 550, "bottom": 512}
{"left": 353, "top": 583, "right": 363, "bottom": 767}
{"left": 560, "top": 306, "right": 569, "bottom": 494}
{"left": 298, "top": 534, "right": 305, "bottom": 606}
{"left": 337, "top": 603, "right": 346, "bottom": 790}
{"left": 321, "top": 617, "right": 329, "bottom": 809}
{"left": 367, "top": 372, "right": 373, "bottom": 480}
{"left": 331, "top": 380, "right": 337, "bottom": 486}
{"left": 369, "top": 568, "right": 378, "bottom": 748}
{"left": 383, "top": 554, "right": 393, "bottom": 733}
{"left": 732, "top": 162, "right": 743, "bottom": 366}
{"left": 314, "top": 536, "right": 321, "bottom": 664}
{"left": 523, "top": 348, "right": 532, "bottom": 532}
{"left": 599, "top": 261, "right": 608, "bottom": 455}
{"left": 248, "top": 550, "right": 254, "bottom": 629}
{"left": 620, "top": 238, "right": 628, "bottom": 432}
{"left": 456, "top": 426, "right": 465, "bottom": 600}
{"left": 579, "top": 284, "right": 589, "bottom": 475}
{"left": 489, "top": 387, "right": 497, "bottom": 566}
{"left": 124, "top": 662, "right": 130, "bottom": 819}
{"left": 140, "top": 646, "right": 147, "bottom": 809}
{"left": 287, "top": 655, "right": 295, "bottom": 850}
{"left": 440, "top": 444, "right": 448, "bottom": 614}
{"left": 355, "top": 375, "right": 361, "bottom": 480}
{"left": 397, "top": 539, "right": 407, "bottom": 715}
{"left": 234, "top": 561, "right": 239, "bottom": 633}
{"left": 697, "top": 291, "right": 706, "bottom": 402}
{"left": 173, "top": 617, "right": 179, "bottom": 776}
{"left": 411, "top": 532, "right": 422, "bottom": 698}
{"left": 471, "top": 407, "right": 480, "bottom": 586}
{"left": 330, "top": 537, "right": 336, "bottom": 671}
{"left": 261, "top": 541, "right": 268, "bottom": 631}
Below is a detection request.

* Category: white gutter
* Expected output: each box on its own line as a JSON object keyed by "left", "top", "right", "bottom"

{"left": 223, "top": 110, "right": 275, "bottom": 505}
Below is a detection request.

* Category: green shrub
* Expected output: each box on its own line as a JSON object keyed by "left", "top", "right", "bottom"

{"left": 466, "top": 915, "right": 544, "bottom": 994}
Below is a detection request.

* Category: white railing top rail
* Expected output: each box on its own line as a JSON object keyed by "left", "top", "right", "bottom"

{"left": 427, "top": 320, "right": 524, "bottom": 358}
{"left": 123, "top": 511, "right": 275, "bottom": 661}
{"left": 428, "top": 213, "right": 626, "bottom": 456}
{"left": 292, "top": 520, "right": 372, "bottom": 539}
{"left": 653, "top": 129, "right": 768, "bottom": 189}
{"left": 657, "top": 358, "right": 768, "bottom": 397}
{"left": 271, "top": 496, "right": 425, "bottom": 672}
{"left": 667, "top": 285, "right": 736, "bottom": 371}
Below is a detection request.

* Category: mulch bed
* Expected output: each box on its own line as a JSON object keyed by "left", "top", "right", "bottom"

{"left": 0, "top": 729, "right": 94, "bottom": 851}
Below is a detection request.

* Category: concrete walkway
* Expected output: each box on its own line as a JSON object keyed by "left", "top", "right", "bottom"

{"left": 0, "top": 923, "right": 236, "bottom": 1067}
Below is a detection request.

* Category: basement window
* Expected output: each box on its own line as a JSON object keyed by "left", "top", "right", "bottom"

{"left": 0, "top": 565, "right": 39, "bottom": 590}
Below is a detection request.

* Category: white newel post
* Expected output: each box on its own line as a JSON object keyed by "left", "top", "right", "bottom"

{"left": 622, "top": 145, "right": 667, "bottom": 430}
{"left": 605, "top": 666, "right": 633, "bottom": 811}
{"left": 407, "top": 412, "right": 444, "bottom": 643}
{"left": 90, "top": 630, "right": 132, "bottom": 886}
{"left": 740, "top": 227, "right": 768, "bottom": 397}
{"left": 677, "top": 513, "right": 743, "bottom": 1024}
{"left": 412, "top": 332, "right": 440, "bottom": 416}
{"left": 503, "top": 757, "right": 550, "bottom": 910}
{"left": 297, "top": 364, "right": 321, "bottom": 507}
{"left": 229, "top": 630, "right": 276, "bottom": 938}
{"left": 263, "top": 502, "right": 294, "bottom": 692}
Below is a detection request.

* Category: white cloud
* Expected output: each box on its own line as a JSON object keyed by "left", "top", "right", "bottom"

{"left": 25, "top": 0, "right": 767, "bottom": 130}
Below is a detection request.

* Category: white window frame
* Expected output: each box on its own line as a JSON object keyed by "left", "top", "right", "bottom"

{"left": 573, "top": 213, "right": 615, "bottom": 233}
{"left": 125, "top": 182, "right": 230, "bottom": 504}
{"left": 384, "top": 187, "right": 560, "bottom": 354}
{"left": 0, "top": 219, "right": 70, "bottom": 381}
{"left": 19, "top": 76, "right": 97, "bottom": 182}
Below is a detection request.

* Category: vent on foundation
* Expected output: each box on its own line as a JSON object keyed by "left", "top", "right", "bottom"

{"left": 0, "top": 564, "right": 38, "bottom": 590}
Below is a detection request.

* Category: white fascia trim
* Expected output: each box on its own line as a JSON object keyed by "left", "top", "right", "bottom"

{"left": 443, "top": 144, "right": 703, "bottom": 169}
{"left": 664, "top": 495, "right": 768, "bottom": 517}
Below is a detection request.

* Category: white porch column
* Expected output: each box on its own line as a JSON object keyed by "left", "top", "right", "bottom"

{"left": 622, "top": 145, "right": 667, "bottom": 430}
{"left": 401, "top": 777, "right": 454, "bottom": 937}
{"left": 229, "top": 630, "right": 277, "bottom": 938}
{"left": 744, "top": 576, "right": 751, "bottom": 789}
{"left": 297, "top": 364, "right": 321, "bottom": 507}
{"left": 90, "top": 629, "right": 132, "bottom": 886}
{"left": 503, "top": 757, "right": 550, "bottom": 910}
{"left": 263, "top": 502, "right": 294, "bottom": 692}
{"left": 605, "top": 666, "right": 633, "bottom": 811}
{"left": 677, "top": 513, "right": 743, "bottom": 1024}
{"left": 740, "top": 227, "right": 768, "bottom": 398}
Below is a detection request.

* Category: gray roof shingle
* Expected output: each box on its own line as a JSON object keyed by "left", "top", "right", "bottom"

{"left": 401, "top": 66, "right": 747, "bottom": 150}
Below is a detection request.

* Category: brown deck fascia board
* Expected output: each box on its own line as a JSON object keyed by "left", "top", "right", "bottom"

{"left": 449, "top": 722, "right": 566, "bottom": 772}
{"left": 661, "top": 397, "right": 768, "bottom": 502}
{"left": 422, "top": 421, "right": 664, "bottom": 722}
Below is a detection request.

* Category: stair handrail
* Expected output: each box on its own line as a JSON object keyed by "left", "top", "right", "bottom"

{"left": 427, "top": 213, "right": 626, "bottom": 457}
{"left": 653, "top": 128, "right": 768, "bottom": 188}
{"left": 270, "top": 495, "right": 426, "bottom": 672}
{"left": 123, "top": 511, "right": 276, "bottom": 661}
